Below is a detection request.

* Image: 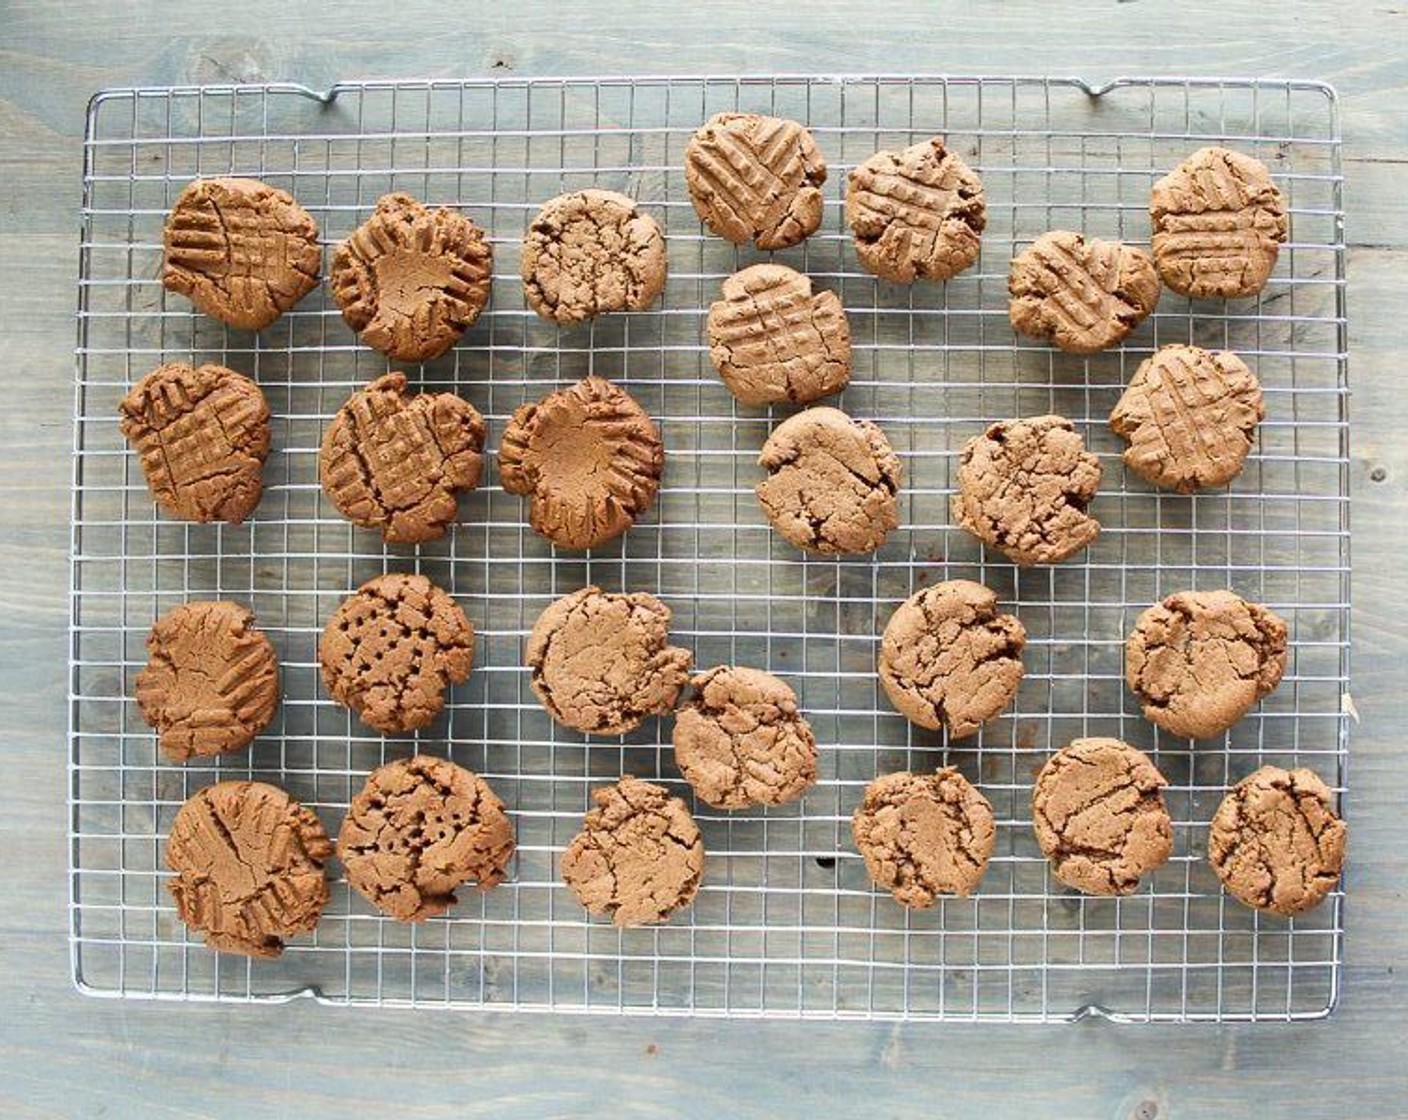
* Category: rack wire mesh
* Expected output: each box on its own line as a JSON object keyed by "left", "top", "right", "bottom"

{"left": 69, "top": 75, "right": 1349, "bottom": 1022}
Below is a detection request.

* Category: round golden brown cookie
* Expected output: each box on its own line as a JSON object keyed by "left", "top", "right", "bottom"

{"left": 520, "top": 189, "right": 667, "bottom": 323}
{"left": 878, "top": 580, "right": 1026, "bottom": 738}
{"left": 318, "top": 573, "right": 474, "bottom": 734}
{"left": 1031, "top": 738, "right": 1173, "bottom": 896}
{"left": 526, "top": 586, "right": 692, "bottom": 736}
{"left": 851, "top": 769, "right": 995, "bottom": 907}
{"left": 338, "top": 755, "right": 515, "bottom": 922}
{"left": 329, "top": 193, "right": 492, "bottom": 362}
{"left": 1110, "top": 344, "right": 1265, "bottom": 493}
{"left": 163, "top": 177, "right": 321, "bottom": 330}
{"left": 1125, "top": 590, "right": 1287, "bottom": 740}
{"left": 755, "top": 407, "right": 901, "bottom": 555}
{"left": 672, "top": 666, "right": 817, "bottom": 810}
{"left": 319, "top": 372, "right": 486, "bottom": 544}
{"left": 166, "top": 780, "right": 331, "bottom": 957}
{"left": 684, "top": 112, "right": 826, "bottom": 250}
{"left": 1209, "top": 766, "right": 1345, "bottom": 916}
{"left": 119, "top": 361, "right": 270, "bottom": 524}
{"left": 952, "top": 414, "right": 1102, "bottom": 566}
{"left": 706, "top": 264, "right": 851, "bottom": 406}
{"left": 1150, "top": 146, "right": 1288, "bottom": 299}
{"left": 135, "top": 601, "right": 279, "bottom": 763}
{"left": 1007, "top": 230, "right": 1160, "bottom": 354}
{"left": 498, "top": 376, "right": 663, "bottom": 550}
{"left": 845, "top": 136, "right": 985, "bottom": 283}
{"left": 561, "top": 777, "right": 704, "bottom": 926}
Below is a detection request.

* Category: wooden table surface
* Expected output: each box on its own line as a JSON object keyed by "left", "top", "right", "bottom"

{"left": 3, "top": 2, "right": 1404, "bottom": 1116}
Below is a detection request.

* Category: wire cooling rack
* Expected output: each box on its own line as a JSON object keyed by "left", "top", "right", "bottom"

{"left": 70, "top": 76, "right": 1349, "bottom": 1022}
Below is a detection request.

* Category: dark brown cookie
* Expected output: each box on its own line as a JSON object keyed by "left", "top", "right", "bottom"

{"left": 329, "top": 193, "right": 493, "bottom": 362}
{"left": 498, "top": 376, "right": 663, "bottom": 550}
{"left": 1110, "top": 344, "right": 1265, "bottom": 493}
{"left": 1126, "top": 590, "right": 1288, "bottom": 740}
{"left": 338, "top": 755, "right": 515, "bottom": 922}
{"left": 706, "top": 264, "right": 851, "bottom": 406}
{"left": 526, "top": 586, "right": 692, "bottom": 736}
{"left": 1031, "top": 738, "right": 1172, "bottom": 896}
{"left": 684, "top": 112, "right": 826, "bottom": 250}
{"left": 755, "top": 406, "right": 901, "bottom": 555}
{"left": 520, "top": 189, "right": 667, "bottom": 323}
{"left": 845, "top": 136, "right": 985, "bottom": 283}
{"left": 1151, "top": 146, "right": 1288, "bottom": 299}
{"left": 1008, "top": 230, "right": 1159, "bottom": 354}
{"left": 1209, "top": 766, "right": 1345, "bottom": 917}
{"left": 135, "top": 601, "right": 279, "bottom": 763}
{"left": 166, "top": 781, "right": 331, "bottom": 957}
{"left": 319, "top": 372, "right": 486, "bottom": 544}
{"left": 953, "top": 414, "right": 1102, "bottom": 566}
{"left": 162, "top": 177, "right": 321, "bottom": 330}
{"left": 119, "top": 361, "right": 270, "bottom": 524}
{"left": 851, "top": 769, "right": 995, "bottom": 907}
{"left": 879, "top": 580, "right": 1026, "bottom": 738}
{"left": 561, "top": 777, "right": 704, "bottom": 926}
{"left": 318, "top": 573, "right": 474, "bottom": 734}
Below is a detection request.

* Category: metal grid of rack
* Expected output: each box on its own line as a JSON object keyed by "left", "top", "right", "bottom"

{"left": 70, "top": 76, "right": 1348, "bottom": 1021}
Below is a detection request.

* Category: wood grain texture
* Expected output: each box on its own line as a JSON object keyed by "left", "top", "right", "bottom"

{"left": 2, "top": 1, "right": 1405, "bottom": 1117}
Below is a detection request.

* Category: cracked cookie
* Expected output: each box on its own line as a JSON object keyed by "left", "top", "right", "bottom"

{"left": 1032, "top": 738, "right": 1172, "bottom": 896}
{"left": 879, "top": 580, "right": 1026, "bottom": 738}
{"left": 318, "top": 573, "right": 474, "bottom": 734}
{"left": 561, "top": 777, "right": 704, "bottom": 926}
{"left": 166, "top": 780, "right": 331, "bottom": 957}
{"left": 499, "top": 376, "right": 663, "bottom": 550}
{"left": 163, "top": 177, "right": 321, "bottom": 330}
{"left": 526, "top": 586, "right": 692, "bottom": 736}
{"left": 953, "top": 414, "right": 1102, "bottom": 566}
{"left": 1126, "top": 590, "right": 1287, "bottom": 740}
{"left": 119, "top": 361, "right": 270, "bottom": 524}
{"left": 339, "top": 755, "right": 515, "bottom": 922}
{"left": 706, "top": 264, "right": 850, "bottom": 406}
{"left": 319, "top": 372, "right": 486, "bottom": 544}
{"left": 1209, "top": 765, "right": 1345, "bottom": 916}
{"left": 756, "top": 406, "right": 901, "bottom": 555}
{"left": 520, "top": 189, "right": 667, "bottom": 323}
{"left": 1110, "top": 344, "right": 1265, "bottom": 493}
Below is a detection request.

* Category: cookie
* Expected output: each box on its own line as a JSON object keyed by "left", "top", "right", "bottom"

{"left": 1031, "top": 738, "right": 1173, "bottom": 896}
{"left": 561, "top": 777, "right": 704, "bottom": 926}
{"left": 498, "top": 376, "right": 663, "bottom": 550}
{"left": 706, "top": 264, "right": 851, "bottom": 406}
{"left": 851, "top": 769, "right": 995, "bottom": 907}
{"left": 1008, "top": 230, "right": 1159, "bottom": 354}
{"left": 338, "top": 755, "right": 515, "bottom": 922}
{"left": 526, "top": 586, "right": 692, "bottom": 736}
{"left": 1110, "top": 344, "right": 1265, "bottom": 493}
{"left": 1150, "top": 147, "right": 1288, "bottom": 299}
{"left": 879, "top": 580, "right": 1026, "bottom": 738}
{"left": 672, "top": 666, "right": 817, "bottom": 810}
{"left": 952, "top": 414, "right": 1102, "bottom": 566}
{"left": 1126, "top": 590, "right": 1288, "bottom": 739}
{"left": 135, "top": 601, "right": 279, "bottom": 763}
{"left": 1209, "top": 766, "right": 1346, "bottom": 916}
{"left": 684, "top": 112, "right": 826, "bottom": 250}
{"left": 319, "top": 372, "right": 485, "bottom": 544}
{"left": 755, "top": 406, "right": 901, "bottom": 555}
{"left": 520, "top": 189, "right": 667, "bottom": 323}
{"left": 318, "top": 573, "right": 474, "bottom": 734}
{"left": 845, "top": 136, "right": 985, "bottom": 283}
{"left": 163, "top": 177, "right": 321, "bottom": 330}
{"left": 329, "top": 193, "right": 493, "bottom": 362}
{"left": 166, "top": 781, "right": 331, "bottom": 957}
{"left": 119, "top": 361, "right": 270, "bottom": 524}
